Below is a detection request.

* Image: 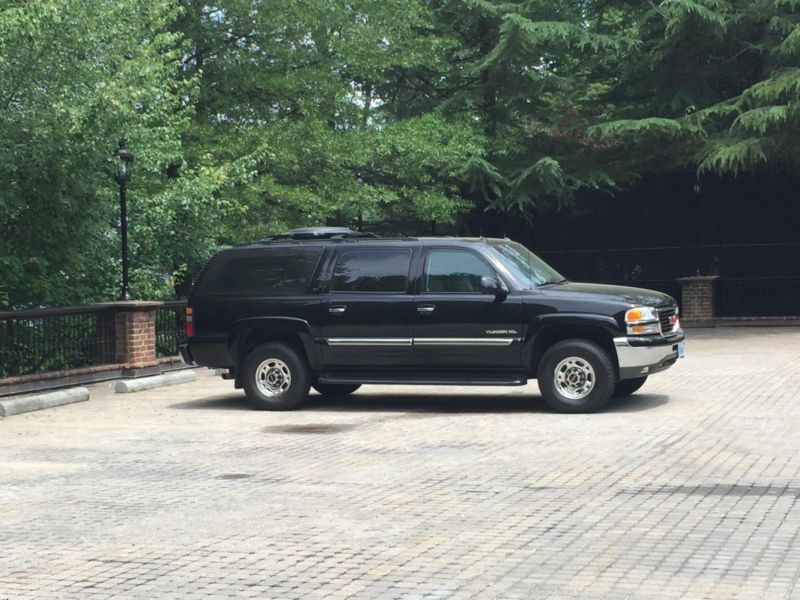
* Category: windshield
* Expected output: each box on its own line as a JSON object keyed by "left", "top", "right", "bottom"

{"left": 490, "top": 241, "right": 566, "bottom": 288}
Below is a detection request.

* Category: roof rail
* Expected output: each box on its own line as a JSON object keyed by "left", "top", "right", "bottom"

{"left": 261, "top": 227, "right": 379, "bottom": 242}
{"left": 330, "top": 232, "right": 381, "bottom": 240}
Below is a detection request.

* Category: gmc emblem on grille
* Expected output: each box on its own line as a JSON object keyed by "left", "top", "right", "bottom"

{"left": 669, "top": 315, "right": 678, "bottom": 327}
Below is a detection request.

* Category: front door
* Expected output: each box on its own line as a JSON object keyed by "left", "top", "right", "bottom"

{"left": 320, "top": 246, "right": 416, "bottom": 370}
{"left": 413, "top": 248, "right": 523, "bottom": 370}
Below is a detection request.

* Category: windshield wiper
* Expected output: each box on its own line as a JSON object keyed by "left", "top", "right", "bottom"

{"left": 539, "top": 277, "right": 568, "bottom": 286}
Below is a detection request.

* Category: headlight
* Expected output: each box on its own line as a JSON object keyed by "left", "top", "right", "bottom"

{"left": 625, "top": 306, "right": 659, "bottom": 335}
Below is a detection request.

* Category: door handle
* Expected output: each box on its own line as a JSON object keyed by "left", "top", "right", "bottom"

{"left": 328, "top": 305, "right": 347, "bottom": 314}
{"left": 417, "top": 305, "right": 436, "bottom": 314}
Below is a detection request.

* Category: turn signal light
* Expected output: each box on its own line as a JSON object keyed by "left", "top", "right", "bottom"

{"left": 628, "top": 322, "right": 660, "bottom": 335}
{"left": 626, "top": 308, "right": 644, "bottom": 322}
{"left": 625, "top": 306, "right": 658, "bottom": 324}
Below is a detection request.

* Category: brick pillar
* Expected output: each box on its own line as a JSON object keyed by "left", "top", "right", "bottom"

{"left": 677, "top": 276, "right": 718, "bottom": 322}
{"left": 113, "top": 301, "right": 164, "bottom": 377}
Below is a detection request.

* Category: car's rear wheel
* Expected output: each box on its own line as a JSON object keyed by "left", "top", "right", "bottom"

{"left": 614, "top": 376, "right": 647, "bottom": 397}
{"left": 242, "top": 342, "right": 310, "bottom": 410}
{"left": 312, "top": 383, "right": 361, "bottom": 396}
{"left": 538, "top": 339, "right": 617, "bottom": 413}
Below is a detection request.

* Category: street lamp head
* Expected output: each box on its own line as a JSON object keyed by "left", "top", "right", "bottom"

{"left": 116, "top": 140, "right": 134, "bottom": 183}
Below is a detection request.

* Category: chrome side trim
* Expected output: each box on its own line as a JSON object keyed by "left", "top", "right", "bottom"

{"left": 325, "top": 338, "right": 412, "bottom": 346}
{"left": 413, "top": 338, "right": 517, "bottom": 346}
{"left": 323, "top": 337, "right": 518, "bottom": 347}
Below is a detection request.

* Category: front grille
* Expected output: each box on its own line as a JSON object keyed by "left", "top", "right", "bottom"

{"left": 659, "top": 307, "right": 677, "bottom": 335}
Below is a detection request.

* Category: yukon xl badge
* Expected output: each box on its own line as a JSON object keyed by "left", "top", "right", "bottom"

{"left": 486, "top": 329, "right": 517, "bottom": 335}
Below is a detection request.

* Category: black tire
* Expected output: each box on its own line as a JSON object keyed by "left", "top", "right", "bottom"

{"left": 241, "top": 342, "right": 311, "bottom": 410}
{"left": 538, "top": 339, "right": 617, "bottom": 413}
{"left": 312, "top": 383, "right": 361, "bottom": 396}
{"left": 614, "top": 376, "right": 648, "bottom": 397}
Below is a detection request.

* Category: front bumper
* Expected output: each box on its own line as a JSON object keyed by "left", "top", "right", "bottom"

{"left": 614, "top": 331, "right": 685, "bottom": 380}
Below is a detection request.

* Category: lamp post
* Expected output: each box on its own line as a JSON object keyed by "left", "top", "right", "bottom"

{"left": 356, "top": 173, "right": 363, "bottom": 231}
{"left": 115, "top": 141, "right": 134, "bottom": 301}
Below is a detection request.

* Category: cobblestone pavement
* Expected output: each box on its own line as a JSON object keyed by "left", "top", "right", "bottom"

{"left": 2, "top": 327, "right": 800, "bottom": 599}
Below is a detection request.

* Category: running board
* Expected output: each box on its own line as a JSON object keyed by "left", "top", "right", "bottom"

{"left": 317, "top": 373, "right": 527, "bottom": 386}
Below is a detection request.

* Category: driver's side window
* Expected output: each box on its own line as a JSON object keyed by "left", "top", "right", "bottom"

{"left": 423, "top": 249, "right": 495, "bottom": 293}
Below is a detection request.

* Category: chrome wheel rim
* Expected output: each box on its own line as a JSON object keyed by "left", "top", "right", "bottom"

{"left": 255, "top": 358, "right": 291, "bottom": 397}
{"left": 554, "top": 357, "right": 595, "bottom": 402}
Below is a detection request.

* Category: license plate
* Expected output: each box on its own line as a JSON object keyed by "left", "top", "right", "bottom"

{"left": 677, "top": 342, "right": 685, "bottom": 358}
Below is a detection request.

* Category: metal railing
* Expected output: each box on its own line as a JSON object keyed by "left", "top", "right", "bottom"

{"left": 155, "top": 301, "right": 187, "bottom": 358}
{"left": 0, "top": 305, "right": 117, "bottom": 379}
{"left": 716, "top": 278, "right": 800, "bottom": 318}
{"left": 0, "top": 300, "right": 188, "bottom": 380}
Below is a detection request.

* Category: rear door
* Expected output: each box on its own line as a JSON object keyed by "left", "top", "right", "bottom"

{"left": 319, "top": 245, "right": 416, "bottom": 370}
{"left": 412, "top": 247, "right": 523, "bottom": 370}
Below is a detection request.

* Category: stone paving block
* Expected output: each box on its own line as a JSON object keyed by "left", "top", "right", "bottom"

{"left": 2, "top": 328, "right": 800, "bottom": 598}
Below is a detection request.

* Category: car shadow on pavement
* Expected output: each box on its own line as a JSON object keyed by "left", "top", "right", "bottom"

{"left": 169, "top": 394, "right": 253, "bottom": 410}
{"left": 170, "top": 391, "right": 669, "bottom": 414}
{"left": 308, "top": 392, "right": 670, "bottom": 414}
{"left": 169, "top": 392, "right": 548, "bottom": 413}
{"left": 304, "top": 392, "right": 551, "bottom": 414}
{"left": 605, "top": 393, "right": 670, "bottom": 413}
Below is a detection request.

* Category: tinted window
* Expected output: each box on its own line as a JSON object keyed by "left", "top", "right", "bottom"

{"left": 201, "top": 247, "right": 323, "bottom": 294}
{"left": 490, "top": 241, "right": 564, "bottom": 287}
{"left": 424, "top": 249, "right": 494, "bottom": 293}
{"left": 330, "top": 249, "right": 411, "bottom": 293}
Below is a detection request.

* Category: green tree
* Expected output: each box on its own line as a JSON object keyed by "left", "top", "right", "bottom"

{"left": 390, "top": 0, "right": 800, "bottom": 212}
{"left": 3, "top": 0, "right": 799, "bottom": 308}
{"left": 0, "top": 0, "right": 193, "bottom": 307}
{"left": 383, "top": 0, "right": 634, "bottom": 219}
{"left": 172, "top": 0, "right": 482, "bottom": 246}
{"left": 590, "top": 0, "right": 800, "bottom": 176}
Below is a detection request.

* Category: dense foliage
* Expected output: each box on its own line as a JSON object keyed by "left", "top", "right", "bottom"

{"left": 1, "top": 0, "right": 798, "bottom": 307}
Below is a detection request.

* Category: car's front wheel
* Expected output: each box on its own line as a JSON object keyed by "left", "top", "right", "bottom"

{"left": 241, "top": 342, "right": 310, "bottom": 410}
{"left": 538, "top": 339, "right": 617, "bottom": 413}
{"left": 614, "top": 376, "right": 647, "bottom": 397}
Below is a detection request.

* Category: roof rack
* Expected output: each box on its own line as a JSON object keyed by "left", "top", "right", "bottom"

{"left": 261, "top": 227, "right": 380, "bottom": 242}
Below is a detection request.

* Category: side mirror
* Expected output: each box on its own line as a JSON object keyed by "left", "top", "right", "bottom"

{"left": 480, "top": 275, "right": 509, "bottom": 299}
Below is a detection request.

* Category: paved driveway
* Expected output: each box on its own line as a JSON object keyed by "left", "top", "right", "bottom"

{"left": 2, "top": 327, "right": 800, "bottom": 599}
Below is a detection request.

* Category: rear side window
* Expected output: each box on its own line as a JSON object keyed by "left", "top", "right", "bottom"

{"left": 330, "top": 248, "right": 412, "bottom": 293}
{"left": 198, "top": 247, "right": 323, "bottom": 295}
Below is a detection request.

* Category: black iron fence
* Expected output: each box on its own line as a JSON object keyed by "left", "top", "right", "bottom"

{"left": 155, "top": 301, "right": 187, "bottom": 358}
{"left": 1, "top": 301, "right": 188, "bottom": 380}
{"left": 0, "top": 305, "right": 117, "bottom": 379}
{"left": 716, "top": 278, "right": 800, "bottom": 317}
{"left": 537, "top": 242, "right": 800, "bottom": 318}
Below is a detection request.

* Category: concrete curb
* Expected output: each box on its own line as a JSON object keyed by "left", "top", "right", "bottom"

{"left": 0, "top": 387, "right": 90, "bottom": 417}
{"left": 115, "top": 370, "right": 196, "bottom": 394}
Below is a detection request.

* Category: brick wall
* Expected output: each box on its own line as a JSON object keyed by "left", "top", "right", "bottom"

{"left": 678, "top": 276, "right": 718, "bottom": 322}
{"left": 114, "top": 302, "right": 162, "bottom": 372}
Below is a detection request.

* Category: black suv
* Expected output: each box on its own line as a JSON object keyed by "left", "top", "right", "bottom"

{"left": 180, "top": 227, "right": 685, "bottom": 413}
